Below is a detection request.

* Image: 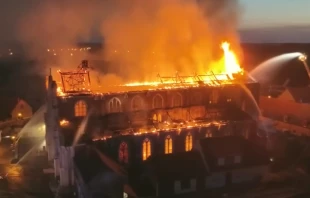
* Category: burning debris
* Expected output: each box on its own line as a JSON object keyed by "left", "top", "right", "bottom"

{"left": 56, "top": 41, "right": 246, "bottom": 96}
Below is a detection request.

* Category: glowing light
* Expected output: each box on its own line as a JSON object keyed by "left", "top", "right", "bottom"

{"left": 60, "top": 119, "right": 69, "bottom": 127}
{"left": 123, "top": 41, "right": 243, "bottom": 88}
{"left": 299, "top": 54, "right": 307, "bottom": 62}
{"left": 17, "top": 113, "right": 22, "bottom": 117}
{"left": 57, "top": 87, "right": 65, "bottom": 96}
{"left": 221, "top": 42, "right": 243, "bottom": 79}
{"left": 11, "top": 136, "right": 15, "bottom": 140}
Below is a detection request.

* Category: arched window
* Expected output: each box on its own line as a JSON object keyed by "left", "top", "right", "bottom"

{"left": 131, "top": 95, "right": 144, "bottom": 111}
{"left": 165, "top": 135, "right": 173, "bottom": 154}
{"left": 153, "top": 94, "right": 164, "bottom": 109}
{"left": 108, "top": 97, "right": 122, "bottom": 113}
{"left": 142, "top": 138, "right": 151, "bottom": 161}
{"left": 209, "top": 90, "right": 219, "bottom": 104}
{"left": 206, "top": 130, "right": 212, "bottom": 138}
{"left": 153, "top": 113, "right": 162, "bottom": 123}
{"left": 185, "top": 134, "right": 193, "bottom": 151}
{"left": 118, "top": 142, "right": 129, "bottom": 163}
{"left": 74, "top": 100, "right": 87, "bottom": 117}
{"left": 172, "top": 92, "right": 183, "bottom": 107}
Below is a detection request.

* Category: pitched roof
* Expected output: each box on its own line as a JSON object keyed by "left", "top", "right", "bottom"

{"left": 146, "top": 151, "right": 207, "bottom": 179}
{"left": 199, "top": 136, "right": 270, "bottom": 172}
{"left": 286, "top": 87, "right": 310, "bottom": 103}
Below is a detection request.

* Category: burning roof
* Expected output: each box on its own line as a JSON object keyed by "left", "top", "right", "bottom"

{"left": 55, "top": 41, "right": 248, "bottom": 96}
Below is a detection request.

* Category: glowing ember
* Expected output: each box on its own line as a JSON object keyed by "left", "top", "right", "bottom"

{"left": 57, "top": 87, "right": 65, "bottom": 96}
{"left": 60, "top": 119, "right": 69, "bottom": 126}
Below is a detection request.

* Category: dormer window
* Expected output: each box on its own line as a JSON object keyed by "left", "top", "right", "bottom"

{"left": 234, "top": 155, "right": 241, "bottom": 163}
{"left": 218, "top": 158, "right": 225, "bottom": 166}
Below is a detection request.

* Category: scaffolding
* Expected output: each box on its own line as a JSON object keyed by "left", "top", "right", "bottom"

{"left": 58, "top": 60, "right": 92, "bottom": 93}
{"left": 156, "top": 72, "right": 233, "bottom": 86}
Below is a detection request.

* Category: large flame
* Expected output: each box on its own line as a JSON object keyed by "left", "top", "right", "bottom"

{"left": 221, "top": 42, "right": 243, "bottom": 79}
{"left": 124, "top": 41, "right": 243, "bottom": 87}
{"left": 56, "top": 41, "right": 243, "bottom": 96}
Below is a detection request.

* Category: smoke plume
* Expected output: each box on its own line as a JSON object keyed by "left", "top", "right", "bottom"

{"left": 16, "top": 0, "right": 242, "bottom": 84}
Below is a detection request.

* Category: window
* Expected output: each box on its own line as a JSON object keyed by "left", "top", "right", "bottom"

{"left": 209, "top": 90, "right": 219, "bottom": 104}
{"left": 218, "top": 158, "right": 225, "bottom": 166}
{"left": 234, "top": 155, "right": 241, "bottom": 163}
{"left": 108, "top": 97, "right": 122, "bottom": 113}
{"left": 142, "top": 138, "right": 151, "bottom": 160}
{"left": 131, "top": 95, "right": 144, "bottom": 111}
{"left": 74, "top": 100, "right": 87, "bottom": 117}
{"left": 153, "top": 94, "right": 164, "bottom": 109}
{"left": 165, "top": 135, "right": 173, "bottom": 154}
{"left": 172, "top": 92, "right": 183, "bottom": 107}
{"left": 118, "top": 142, "right": 129, "bottom": 163}
{"left": 153, "top": 113, "right": 162, "bottom": 122}
{"left": 185, "top": 134, "right": 193, "bottom": 151}
{"left": 206, "top": 130, "right": 212, "bottom": 138}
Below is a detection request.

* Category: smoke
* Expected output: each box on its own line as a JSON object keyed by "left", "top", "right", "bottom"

{"left": 101, "top": 0, "right": 242, "bottom": 81}
{"left": 15, "top": 0, "right": 242, "bottom": 83}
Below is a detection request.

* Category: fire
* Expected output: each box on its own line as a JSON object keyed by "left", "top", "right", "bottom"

{"left": 57, "top": 87, "right": 65, "bottom": 96}
{"left": 124, "top": 41, "right": 243, "bottom": 87}
{"left": 55, "top": 41, "right": 244, "bottom": 96}
{"left": 221, "top": 42, "right": 243, "bottom": 79}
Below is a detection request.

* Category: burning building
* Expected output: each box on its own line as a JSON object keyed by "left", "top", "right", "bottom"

{"left": 44, "top": 42, "right": 267, "bottom": 197}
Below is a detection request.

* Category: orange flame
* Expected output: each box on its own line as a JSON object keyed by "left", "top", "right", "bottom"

{"left": 55, "top": 41, "right": 243, "bottom": 95}
{"left": 221, "top": 42, "right": 243, "bottom": 79}
{"left": 124, "top": 41, "right": 243, "bottom": 87}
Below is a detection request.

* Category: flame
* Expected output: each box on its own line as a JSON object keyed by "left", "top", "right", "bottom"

{"left": 55, "top": 41, "right": 244, "bottom": 95}
{"left": 60, "top": 119, "right": 69, "bottom": 126}
{"left": 57, "top": 87, "right": 65, "bottom": 96}
{"left": 221, "top": 42, "right": 243, "bottom": 79}
{"left": 124, "top": 41, "right": 243, "bottom": 87}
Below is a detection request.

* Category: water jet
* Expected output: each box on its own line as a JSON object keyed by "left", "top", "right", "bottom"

{"left": 250, "top": 52, "right": 303, "bottom": 83}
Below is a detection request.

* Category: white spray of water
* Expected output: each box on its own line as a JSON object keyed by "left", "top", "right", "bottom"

{"left": 72, "top": 109, "right": 93, "bottom": 146}
{"left": 16, "top": 104, "right": 47, "bottom": 142}
{"left": 7, "top": 138, "right": 45, "bottom": 176}
{"left": 239, "top": 83, "right": 261, "bottom": 119}
{"left": 250, "top": 52, "right": 302, "bottom": 83}
{"left": 238, "top": 83, "right": 274, "bottom": 139}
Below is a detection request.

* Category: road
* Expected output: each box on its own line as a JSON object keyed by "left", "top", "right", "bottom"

{"left": 0, "top": 141, "right": 53, "bottom": 198}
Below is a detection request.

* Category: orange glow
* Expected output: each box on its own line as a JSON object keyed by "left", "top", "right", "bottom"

{"left": 55, "top": 41, "right": 244, "bottom": 96}
{"left": 57, "top": 87, "right": 65, "bottom": 96}
{"left": 123, "top": 41, "right": 243, "bottom": 88}
{"left": 221, "top": 42, "right": 243, "bottom": 79}
{"left": 92, "top": 121, "right": 225, "bottom": 142}
{"left": 60, "top": 119, "right": 69, "bottom": 126}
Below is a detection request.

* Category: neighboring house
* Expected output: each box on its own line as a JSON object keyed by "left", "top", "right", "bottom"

{"left": 11, "top": 99, "right": 33, "bottom": 120}
{"left": 145, "top": 136, "right": 269, "bottom": 197}
{"left": 260, "top": 87, "right": 310, "bottom": 126}
{"left": 198, "top": 136, "right": 269, "bottom": 190}
{"left": 277, "top": 87, "right": 310, "bottom": 103}
{"left": 146, "top": 151, "right": 206, "bottom": 197}
{"left": 0, "top": 97, "right": 33, "bottom": 121}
